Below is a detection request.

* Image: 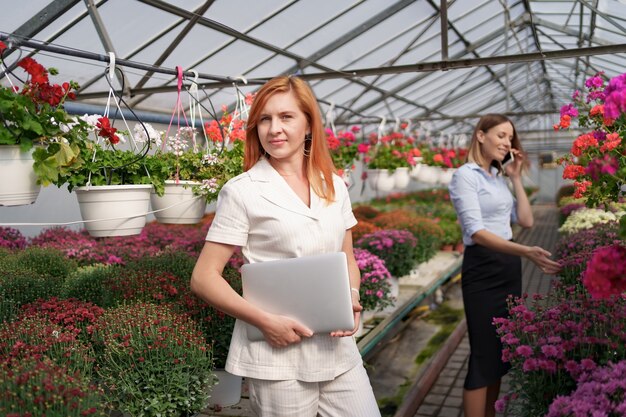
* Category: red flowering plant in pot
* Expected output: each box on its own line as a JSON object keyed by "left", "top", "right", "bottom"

{"left": 0, "top": 43, "right": 91, "bottom": 198}
{"left": 326, "top": 126, "right": 360, "bottom": 174}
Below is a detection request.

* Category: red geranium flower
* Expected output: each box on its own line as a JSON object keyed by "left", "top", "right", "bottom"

{"left": 96, "top": 116, "right": 120, "bottom": 145}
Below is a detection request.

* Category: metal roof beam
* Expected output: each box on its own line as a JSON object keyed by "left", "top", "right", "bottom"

{"left": 577, "top": 0, "right": 626, "bottom": 34}
{"left": 335, "top": 16, "right": 526, "bottom": 122}
{"left": 522, "top": 1, "right": 555, "bottom": 110}
{"left": 426, "top": 0, "right": 526, "bottom": 111}
{"left": 530, "top": 15, "right": 610, "bottom": 45}
{"left": 131, "top": 0, "right": 214, "bottom": 94}
{"left": 82, "top": 0, "right": 130, "bottom": 95}
{"left": 71, "top": 42, "right": 626, "bottom": 101}
{"left": 335, "top": 10, "right": 442, "bottom": 121}
{"left": 2, "top": 0, "right": 81, "bottom": 58}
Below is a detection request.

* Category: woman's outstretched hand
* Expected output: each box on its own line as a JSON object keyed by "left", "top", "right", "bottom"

{"left": 526, "top": 246, "right": 562, "bottom": 275}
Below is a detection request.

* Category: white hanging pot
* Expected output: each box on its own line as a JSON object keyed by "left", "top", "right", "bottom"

{"left": 416, "top": 165, "right": 441, "bottom": 184}
{"left": 393, "top": 167, "right": 411, "bottom": 189}
{"left": 341, "top": 168, "right": 353, "bottom": 188}
{"left": 207, "top": 369, "right": 242, "bottom": 407}
{"left": 0, "top": 145, "right": 41, "bottom": 206}
{"left": 367, "top": 169, "right": 396, "bottom": 193}
{"left": 75, "top": 184, "right": 152, "bottom": 237}
{"left": 438, "top": 168, "right": 456, "bottom": 185}
{"left": 410, "top": 163, "right": 423, "bottom": 179}
{"left": 150, "top": 180, "right": 206, "bottom": 224}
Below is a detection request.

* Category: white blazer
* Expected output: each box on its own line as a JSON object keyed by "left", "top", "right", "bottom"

{"left": 206, "top": 157, "right": 361, "bottom": 382}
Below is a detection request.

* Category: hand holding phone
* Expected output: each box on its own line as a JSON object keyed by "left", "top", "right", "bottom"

{"left": 502, "top": 150, "right": 515, "bottom": 166}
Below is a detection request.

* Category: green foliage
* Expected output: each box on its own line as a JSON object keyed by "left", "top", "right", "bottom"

{"left": 58, "top": 143, "right": 155, "bottom": 191}
{"left": 93, "top": 302, "right": 213, "bottom": 416}
{"left": 0, "top": 294, "right": 20, "bottom": 323}
{"left": 0, "top": 265, "right": 64, "bottom": 308}
{"left": 61, "top": 264, "right": 122, "bottom": 307}
{"left": 13, "top": 246, "right": 77, "bottom": 278}
{"left": 196, "top": 264, "right": 241, "bottom": 369}
{"left": 125, "top": 250, "right": 196, "bottom": 279}
{"left": 145, "top": 139, "right": 244, "bottom": 203}
{"left": 438, "top": 219, "right": 462, "bottom": 246}
{"left": 0, "top": 356, "right": 107, "bottom": 417}
{"left": 367, "top": 145, "right": 408, "bottom": 170}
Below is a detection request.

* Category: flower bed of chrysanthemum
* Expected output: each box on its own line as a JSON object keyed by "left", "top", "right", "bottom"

{"left": 0, "top": 186, "right": 464, "bottom": 415}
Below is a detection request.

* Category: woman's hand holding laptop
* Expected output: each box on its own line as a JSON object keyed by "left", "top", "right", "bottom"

{"left": 330, "top": 291, "right": 363, "bottom": 337}
{"left": 257, "top": 312, "right": 313, "bottom": 348}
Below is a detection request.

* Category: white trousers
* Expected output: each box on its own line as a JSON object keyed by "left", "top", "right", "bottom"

{"left": 247, "top": 362, "right": 381, "bottom": 417}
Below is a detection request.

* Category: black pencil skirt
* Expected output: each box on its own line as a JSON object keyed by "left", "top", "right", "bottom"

{"left": 461, "top": 243, "right": 522, "bottom": 390}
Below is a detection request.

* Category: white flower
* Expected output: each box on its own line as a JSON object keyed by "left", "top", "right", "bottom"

{"left": 167, "top": 132, "right": 189, "bottom": 156}
{"left": 201, "top": 178, "right": 218, "bottom": 193}
{"left": 79, "top": 113, "right": 102, "bottom": 129}
{"left": 202, "top": 152, "right": 219, "bottom": 165}
{"left": 133, "top": 122, "right": 162, "bottom": 145}
{"left": 558, "top": 208, "right": 618, "bottom": 234}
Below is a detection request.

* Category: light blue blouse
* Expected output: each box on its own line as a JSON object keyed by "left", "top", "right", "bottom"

{"left": 448, "top": 163, "right": 518, "bottom": 246}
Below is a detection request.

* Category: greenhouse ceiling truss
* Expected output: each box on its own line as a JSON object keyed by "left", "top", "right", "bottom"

{"left": 1, "top": 0, "right": 626, "bottom": 149}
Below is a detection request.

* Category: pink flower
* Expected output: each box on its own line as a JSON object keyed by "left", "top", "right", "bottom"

{"left": 582, "top": 244, "right": 626, "bottom": 299}
{"left": 515, "top": 345, "right": 533, "bottom": 357}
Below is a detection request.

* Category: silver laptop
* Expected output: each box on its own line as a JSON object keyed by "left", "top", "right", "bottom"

{"left": 241, "top": 252, "right": 355, "bottom": 341}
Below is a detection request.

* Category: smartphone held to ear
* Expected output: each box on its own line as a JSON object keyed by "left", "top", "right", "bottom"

{"left": 502, "top": 150, "right": 515, "bottom": 166}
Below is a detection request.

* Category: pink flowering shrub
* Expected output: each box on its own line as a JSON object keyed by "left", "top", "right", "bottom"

{"left": 18, "top": 297, "right": 104, "bottom": 344}
{"left": 0, "top": 315, "right": 95, "bottom": 377}
{"left": 0, "top": 227, "right": 27, "bottom": 250}
{"left": 546, "top": 360, "right": 626, "bottom": 416}
{"left": 355, "top": 229, "right": 417, "bottom": 277}
{"left": 92, "top": 302, "right": 212, "bottom": 416}
{"left": 494, "top": 288, "right": 626, "bottom": 416}
{"left": 555, "top": 221, "right": 622, "bottom": 291}
{"left": 353, "top": 248, "right": 394, "bottom": 312}
{"left": 0, "top": 356, "right": 105, "bottom": 417}
{"left": 582, "top": 243, "right": 626, "bottom": 299}
{"left": 29, "top": 223, "right": 208, "bottom": 265}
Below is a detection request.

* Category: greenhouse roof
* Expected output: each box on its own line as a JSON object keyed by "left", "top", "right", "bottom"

{"left": 2, "top": 0, "right": 626, "bottom": 151}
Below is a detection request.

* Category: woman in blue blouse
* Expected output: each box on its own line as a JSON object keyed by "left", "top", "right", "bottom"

{"left": 448, "top": 114, "right": 560, "bottom": 417}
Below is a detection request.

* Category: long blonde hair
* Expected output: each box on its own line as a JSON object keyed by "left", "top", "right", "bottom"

{"left": 245, "top": 76, "right": 336, "bottom": 201}
{"left": 466, "top": 113, "right": 523, "bottom": 172}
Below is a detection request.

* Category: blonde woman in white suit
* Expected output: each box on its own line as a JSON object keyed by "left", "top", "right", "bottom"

{"left": 190, "top": 76, "right": 380, "bottom": 417}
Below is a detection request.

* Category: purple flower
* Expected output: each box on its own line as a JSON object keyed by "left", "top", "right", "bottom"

{"left": 560, "top": 103, "right": 579, "bottom": 118}
{"left": 585, "top": 73, "right": 605, "bottom": 89}
{"left": 546, "top": 360, "right": 626, "bottom": 417}
{"left": 584, "top": 154, "right": 619, "bottom": 181}
{"left": 592, "top": 129, "right": 607, "bottom": 142}
{"left": 603, "top": 73, "right": 626, "bottom": 119}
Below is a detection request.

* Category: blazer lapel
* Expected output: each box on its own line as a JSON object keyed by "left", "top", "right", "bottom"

{"left": 248, "top": 158, "right": 320, "bottom": 220}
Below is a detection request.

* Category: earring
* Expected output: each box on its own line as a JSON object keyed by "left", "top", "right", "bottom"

{"left": 303, "top": 133, "right": 312, "bottom": 157}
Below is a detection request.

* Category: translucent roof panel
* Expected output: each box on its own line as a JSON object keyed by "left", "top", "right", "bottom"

{"left": 1, "top": 0, "right": 626, "bottom": 150}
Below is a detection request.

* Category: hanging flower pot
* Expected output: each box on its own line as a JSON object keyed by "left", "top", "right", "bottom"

{"left": 75, "top": 184, "right": 152, "bottom": 237}
{"left": 207, "top": 369, "right": 242, "bottom": 407}
{"left": 393, "top": 167, "right": 411, "bottom": 189}
{"left": 0, "top": 145, "right": 40, "bottom": 206}
{"left": 410, "top": 162, "right": 423, "bottom": 179}
{"left": 416, "top": 165, "right": 441, "bottom": 184}
{"left": 150, "top": 180, "right": 206, "bottom": 224}
{"left": 438, "top": 167, "right": 456, "bottom": 185}
{"left": 367, "top": 169, "right": 396, "bottom": 193}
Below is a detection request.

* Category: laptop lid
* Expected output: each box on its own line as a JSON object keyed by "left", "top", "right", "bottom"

{"left": 241, "top": 252, "right": 355, "bottom": 341}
